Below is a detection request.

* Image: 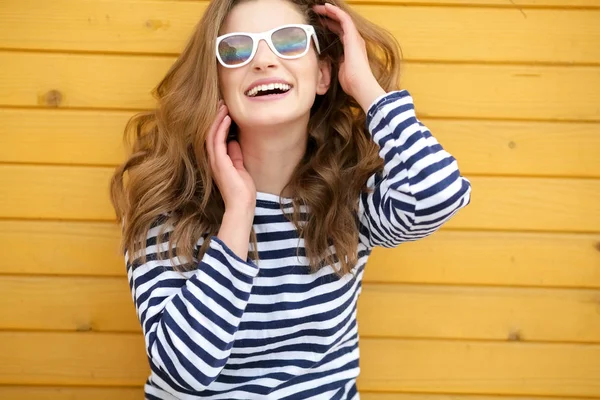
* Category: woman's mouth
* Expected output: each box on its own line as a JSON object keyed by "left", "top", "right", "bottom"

{"left": 245, "top": 83, "right": 292, "bottom": 98}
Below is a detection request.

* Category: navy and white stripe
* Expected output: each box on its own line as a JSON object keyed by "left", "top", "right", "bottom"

{"left": 359, "top": 90, "right": 471, "bottom": 248}
{"left": 126, "top": 90, "right": 471, "bottom": 399}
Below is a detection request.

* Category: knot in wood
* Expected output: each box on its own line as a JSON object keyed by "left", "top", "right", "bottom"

{"left": 45, "top": 90, "right": 63, "bottom": 107}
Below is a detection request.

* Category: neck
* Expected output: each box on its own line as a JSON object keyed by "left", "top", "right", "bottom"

{"left": 237, "top": 121, "right": 308, "bottom": 198}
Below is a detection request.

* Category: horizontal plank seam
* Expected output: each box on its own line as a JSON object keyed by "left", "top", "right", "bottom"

{"left": 2, "top": 272, "right": 600, "bottom": 290}
{"left": 1, "top": 384, "right": 597, "bottom": 399}
{"left": 356, "top": 388, "right": 600, "bottom": 399}
{"left": 1, "top": 107, "right": 600, "bottom": 126}
{"left": 3, "top": 161, "right": 600, "bottom": 181}
{"left": 2, "top": 160, "right": 600, "bottom": 180}
{"left": 2, "top": 328, "right": 600, "bottom": 347}
{"left": 0, "top": 216, "right": 598, "bottom": 235}
{"left": 1, "top": 220, "right": 597, "bottom": 238}
{"left": 143, "top": 0, "right": 600, "bottom": 10}
{"left": 3, "top": 48, "right": 600, "bottom": 68}
{"left": 1, "top": 104, "right": 599, "bottom": 124}
{"left": 352, "top": 2, "right": 600, "bottom": 10}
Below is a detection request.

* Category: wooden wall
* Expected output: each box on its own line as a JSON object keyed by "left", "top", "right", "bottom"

{"left": 1, "top": 0, "right": 599, "bottom": 398}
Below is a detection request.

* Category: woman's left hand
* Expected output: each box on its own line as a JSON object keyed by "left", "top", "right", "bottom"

{"left": 312, "top": 2, "right": 386, "bottom": 111}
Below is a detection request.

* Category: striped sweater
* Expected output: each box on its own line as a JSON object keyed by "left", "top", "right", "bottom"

{"left": 126, "top": 90, "right": 472, "bottom": 399}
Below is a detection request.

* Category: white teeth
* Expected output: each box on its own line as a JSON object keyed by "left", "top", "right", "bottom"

{"left": 246, "top": 83, "right": 291, "bottom": 97}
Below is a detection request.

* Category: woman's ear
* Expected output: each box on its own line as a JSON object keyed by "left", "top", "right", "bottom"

{"left": 316, "top": 59, "right": 331, "bottom": 95}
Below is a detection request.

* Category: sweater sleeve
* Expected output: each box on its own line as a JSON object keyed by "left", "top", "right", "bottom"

{"left": 126, "top": 219, "right": 258, "bottom": 392}
{"left": 358, "top": 90, "right": 472, "bottom": 248}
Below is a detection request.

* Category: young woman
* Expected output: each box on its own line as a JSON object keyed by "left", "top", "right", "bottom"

{"left": 110, "top": 0, "right": 471, "bottom": 398}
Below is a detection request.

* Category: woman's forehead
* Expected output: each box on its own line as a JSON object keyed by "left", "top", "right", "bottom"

{"left": 221, "top": 0, "right": 306, "bottom": 34}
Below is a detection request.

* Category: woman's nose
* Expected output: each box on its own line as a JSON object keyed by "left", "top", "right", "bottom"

{"left": 251, "top": 39, "right": 278, "bottom": 70}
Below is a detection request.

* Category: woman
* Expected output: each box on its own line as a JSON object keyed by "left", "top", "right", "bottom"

{"left": 110, "top": 0, "right": 472, "bottom": 398}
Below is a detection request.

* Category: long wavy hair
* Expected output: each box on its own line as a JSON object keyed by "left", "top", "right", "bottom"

{"left": 110, "top": 0, "right": 402, "bottom": 276}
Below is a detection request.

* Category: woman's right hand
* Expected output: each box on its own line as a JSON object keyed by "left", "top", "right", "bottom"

{"left": 206, "top": 102, "right": 256, "bottom": 213}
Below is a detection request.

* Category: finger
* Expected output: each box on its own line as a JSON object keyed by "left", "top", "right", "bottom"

{"left": 312, "top": 4, "right": 328, "bottom": 14}
{"left": 214, "top": 113, "right": 232, "bottom": 166}
{"left": 206, "top": 105, "right": 227, "bottom": 166}
{"left": 321, "top": 18, "right": 343, "bottom": 37}
{"left": 313, "top": 3, "right": 342, "bottom": 22}
{"left": 323, "top": 4, "right": 358, "bottom": 37}
{"left": 227, "top": 140, "right": 245, "bottom": 171}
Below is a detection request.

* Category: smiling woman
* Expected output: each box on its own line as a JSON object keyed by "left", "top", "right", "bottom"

{"left": 108, "top": 0, "right": 471, "bottom": 398}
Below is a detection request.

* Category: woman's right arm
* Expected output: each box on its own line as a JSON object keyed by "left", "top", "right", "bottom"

{"left": 127, "top": 218, "right": 257, "bottom": 392}
{"left": 127, "top": 101, "right": 257, "bottom": 392}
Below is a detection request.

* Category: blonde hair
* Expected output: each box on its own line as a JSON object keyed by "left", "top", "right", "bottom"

{"left": 110, "top": 0, "right": 402, "bottom": 275}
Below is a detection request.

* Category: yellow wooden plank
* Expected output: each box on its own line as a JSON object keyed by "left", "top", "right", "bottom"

{"left": 357, "top": 339, "right": 600, "bottom": 396}
{"left": 0, "top": 387, "right": 591, "bottom": 400}
{"left": 2, "top": 276, "right": 599, "bottom": 343}
{"left": 355, "top": 0, "right": 600, "bottom": 5}
{"left": 0, "top": 52, "right": 172, "bottom": 110}
{"left": 449, "top": 176, "right": 600, "bottom": 232}
{"left": 0, "top": 165, "right": 116, "bottom": 221}
{"left": 2, "top": 221, "right": 598, "bottom": 289}
{"left": 0, "top": 109, "right": 129, "bottom": 166}
{"left": 402, "top": 63, "right": 600, "bottom": 121}
{"left": 1, "top": 1, "right": 599, "bottom": 64}
{"left": 0, "top": 220, "right": 124, "bottom": 277}
{"left": 0, "top": 276, "right": 139, "bottom": 333}
{"left": 1, "top": 332, "right": 599, "bottom": 396}
{"left": 2, "top": 109, "right": 599, "bottom": 178}
{"left": 0, "top": 332, "right": 148, "bottom": 386}
{"left": 361, "top": 7, "right": 600, "bottom": 64}
{"left": 357, "top": 284, "right": 600, "bottom": 343}
{"left": 2, "top": 165, "right": 599, "bottom": 232}
{"left": 0, "top": 386, "right": 143, "bottom": 400}
{"left": 1, "top": 51, "right": 599, "bottom": 121}
{"left": 360, "top": 394, "right": 594, "bottom": 400}
{"left": 0, "top": 0, "right": 204, "bottom": 54}
{"left": 428, "top": 119, "right": 600, "bottom": 179}
{"left": 366, "top": 230, "right": 600, "bottom": 288}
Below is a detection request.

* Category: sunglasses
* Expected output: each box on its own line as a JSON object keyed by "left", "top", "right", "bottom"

{"left": 216, "top": 24, "right": 321, "bottom": 68}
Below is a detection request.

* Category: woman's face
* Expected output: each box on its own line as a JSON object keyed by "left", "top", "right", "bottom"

{"left": 217, "top": 0, "right": 330, "bottom": 131}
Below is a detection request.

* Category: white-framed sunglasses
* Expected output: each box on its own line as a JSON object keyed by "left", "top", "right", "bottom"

{"left": 216, "top": 24, "right": 321, "bottom": 68}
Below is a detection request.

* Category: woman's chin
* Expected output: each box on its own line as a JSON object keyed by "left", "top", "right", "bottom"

{"left": 239, "top": 111, "right": 303, "bottom": 129}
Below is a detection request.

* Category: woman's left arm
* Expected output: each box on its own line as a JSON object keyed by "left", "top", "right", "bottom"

{"left": 358, "top": 90, "right": 472, "bottom": 248}
{"left": 313, "top": 3, "right": 472, "bottom": 248}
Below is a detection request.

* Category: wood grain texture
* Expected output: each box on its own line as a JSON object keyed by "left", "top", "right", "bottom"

{"left": 0, "top": 387, "right": 593, "bottom": 400}
{"left": 453, "top": 176, "right": 600, "bottom": 233}
{"left": 2, "top": 108, "right": 599, "bottom": 178}
{"left": 2, "top": 220, "right": 598, "bottom": 289}
{"left": 2, "top": 165, "right": 599, "bottom": 232}
{"left": 361, "top": 394, "right": 594, "bottom": 400}
{"left": 0, "top": 386, "right": 143, "bottom": 400}
{"left": 0, "top": 165, "right": 116, "bottom": 221}
{"left": 2, "top": 0, "right": 599, "bottom": 397}
{"left": 2, "top": 276, "right": 599, "bottom": 343}
{"left": 1, "top": 1, "right": 599, "bottom": 63}
{"left": 1, "top": 331, "right": 599, "bottom": 396}
{"left": 2, "top": 51, "right": 599, "bottom": 121}
{"left": 365, "top": 230, "right": 600, "bottom": 288}
{"left": 0, "top": 220, "right": 125, "bottom": 276}
{"left": 0, "top": 109, "right": 129, "bottom": 166}
{"left": 354, "top": 0, "right": 600, "bottom": 5}
{"left": 357, "top": 338, "right": 600, "bottom": 396}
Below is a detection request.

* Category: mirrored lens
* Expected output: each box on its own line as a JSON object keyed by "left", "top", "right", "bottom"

{"left": 271, "top": 27, "right": 308, "bottom": 57}
{"left": 218, "top": 35, "right": 253, "bottom": 65}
